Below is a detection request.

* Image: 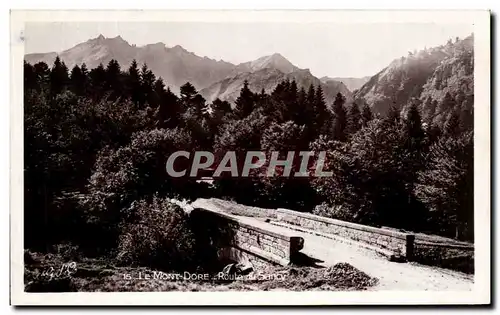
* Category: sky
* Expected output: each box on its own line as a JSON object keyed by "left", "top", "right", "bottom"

{"left": 24, "top": 22, "right": 474, "bottom": 78}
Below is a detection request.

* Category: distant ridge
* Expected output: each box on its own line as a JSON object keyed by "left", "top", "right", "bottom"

{"left": 25, "top": 35, "right": 351, "bottom": 104}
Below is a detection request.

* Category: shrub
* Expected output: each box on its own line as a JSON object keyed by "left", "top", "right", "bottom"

{"left": 312, "top": 203, "right": 353, "bottom": 222}
{"left": 116, "top": 197, "right": 198, "bottom": 271}
{"left": 80, "top": 127, "right": 201, "bottom": 251}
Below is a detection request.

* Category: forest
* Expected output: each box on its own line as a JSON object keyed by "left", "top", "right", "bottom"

{"left": 24, "top": 55, "right": 474, "bottom": 273}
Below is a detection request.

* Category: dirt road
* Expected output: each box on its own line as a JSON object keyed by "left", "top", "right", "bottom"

{"left": 189, "top": 199, "right": 474, "bottom": 291}
{"left": 247, "top": 215, "right": 473, "bottom": 291}
{"left": 295, "top": 231, "right": 473, "bottom": 291}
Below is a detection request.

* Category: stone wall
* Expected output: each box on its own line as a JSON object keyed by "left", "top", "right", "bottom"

{"left": 276, "top": 208, "right": 413, "bottom": 260}
{"left": 191, "top": 207, "right": 304, "bottom": 267}
{"left": 275, "top": 207, "right": 474, "bottom": 269}
{"left": 186, "top": 198, "right": 474, "bottom": 272}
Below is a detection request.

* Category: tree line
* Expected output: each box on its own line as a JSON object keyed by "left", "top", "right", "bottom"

{"left": 24, "top": 57, "right": 474, "bottom": 259}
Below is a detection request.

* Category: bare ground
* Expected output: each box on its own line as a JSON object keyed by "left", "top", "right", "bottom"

{"left": 24, "top": 252, "right": 378, "bottom": 292}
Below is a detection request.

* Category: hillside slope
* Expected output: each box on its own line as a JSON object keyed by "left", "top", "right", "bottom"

{"left": 321, "top": 76, "right": 371, "bottom": 93}
{"left": 200, "top": 68, "right": 352, "bottom": 107}
{"left": 25, "top": 35, "right": 236, "bottom": 93}
{"left": 354, "top": 35, "right": 474, "bottom": 117}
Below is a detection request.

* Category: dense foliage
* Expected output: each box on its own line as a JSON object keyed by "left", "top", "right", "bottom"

{"left": 24, "top": 50, "right": 474, "bottom": 267}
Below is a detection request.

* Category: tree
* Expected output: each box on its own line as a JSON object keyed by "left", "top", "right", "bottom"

{"left": 404, "top": 102, "right": 425, "bottom": 150}
{"left": 89, "top": 63, "right": 107, "bottom": 99}
{"left": 24, "top": 61, "right": 38, "bottom": 91}
{"left": 126, "top": 59, "right": 142, "bottom": 106}
{"left": 140, "top": 63, "right": 156, "bottom": 107}
{"left": 331, "top": 92, "right": 347, "bottom": 141}
{"left": 384, "top": 102, "right": 401, "bottom": 127}
{"left": 234, "top": 80, "right": 255, "bottom": 119}
{"left": 311, "top": 119, "right": 424, "bottom": 230}
{"left": 152, "top": 77, "right": 166, "bottom": 108}
{"left": 84, "top": 128, "right": 200, "bottom": 249}
{"left": 415, "top": 132, "right": 474, "bottom": 240}
{"left": 180, "top": 82, "right": 197, "bottom": 101}
{"left": 105, "top": 59, "right": 122, "bottom": 98}
{"left": 157, "top": 87, "right": 181, "bottom": 129}
{"left": 50, "top": 56, "right": 69, "bottom": 95}
{"left": 213, "top": 111, "right": 270, "bottom": 205}
{"left": 33, "top": 62, "right": 51, "bottom": 89}
{"left": 439, "top": 92, "right": 456, "bottom": 114}
{"left": 346, "top": 103, "right": 362, "bottom": 136}
{"left": 361, "top": 102, "right": 373, "bottom": 127}
{"left": 211, "top": 98, "right": 232, "bottom": 119}
{"left": 459, "top": 109, "right": 473, "bottom": 132}
{"left": 260, "top": 121, "right": 315, "bottom": 209}
{"left": 312, "top": 86, "right": 331, "bottom": 138}
{"left": 69, "top": 64, "right": 87, "bottom": 95}
{"left": 444, "top": 110, "right": 461, "bottom": 137}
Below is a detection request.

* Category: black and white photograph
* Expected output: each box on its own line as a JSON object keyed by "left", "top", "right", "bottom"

{"left": 9, "top": 10, "right": 491, "bottom": 305}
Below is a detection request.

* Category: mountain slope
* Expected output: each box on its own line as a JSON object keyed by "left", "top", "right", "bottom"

{"left": 321, "top": 76, "right": 370, "bottom": 93}
{"left": 25, "top": 35, "right": 353, "bottom": 104}
{"left": 234, "top": 53, "right": 299, "bottom": 74}
{"left": 25, "top": 35, "right": 236, "bottom": 93}
{"left": 200, "top": 67, "right": 352, "bottom": 107}
{"left": 354, "top": 35, "right": 473, "bottom": 116}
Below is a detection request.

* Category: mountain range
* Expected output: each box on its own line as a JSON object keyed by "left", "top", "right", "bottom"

{"left": 24, "top": 35, "right": 353, "bottom": 106}
{"left": 25, "top": 34, "right": 474, "bottom": 119}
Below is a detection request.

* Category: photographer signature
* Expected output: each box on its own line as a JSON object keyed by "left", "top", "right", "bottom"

{"left": 38, "top": 262, "right": 77, "bottom": 280}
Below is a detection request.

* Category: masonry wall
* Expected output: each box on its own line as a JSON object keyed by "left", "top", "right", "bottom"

{"left": 276, "top": 208, "right": 412, "bottom": 259}
{"left": 191, "top": 207, "right": 304, "bottom": 267}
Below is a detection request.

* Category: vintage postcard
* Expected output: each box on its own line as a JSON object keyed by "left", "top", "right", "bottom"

{"left": 10, "top": 10, "right": 490, "bottom": 305}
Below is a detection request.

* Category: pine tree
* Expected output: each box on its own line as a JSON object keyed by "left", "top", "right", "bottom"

{"left": 384, "top": 103, "right": 401, "bottom": 126}
{"left": 81, "top": 63, "right": 89, "bottom": 76}
{"left": 314, "top": 86, "right": 331, "bottom": 136}
{"left": 459, "top": 108, "right": 473, "bottom": 132}
{"left": 141, "top": 63, "right": 156, "bottom": 107}
{"left": 158, "top": 87, "right": 181, "bottom": 128}
{"left": 127, "top": 59, "right": 142, "bottom": 106}
{"left": 346, "top": 103, "right": 362, "bottom": 136}
{"left": 105, "top": 59, "right": 122, "bottom": 97}
{"left": 234, "top": 80, "right": 255, "bottom": 119}
{"left": 212, "top": 98, "right": 232, "bottom": 117}
{"left": 284, "top": 80, "right": 299, "bottom": 122}
{"left": 24, "top": 61, "right": 38, "bottom": 91}
{"left": 415, "top": 131, "right": 474, "bottom": 240}
{"left": 50, "top": 56, "right": 69, "bottom": 95}
{"left": 404, "top": 103, "right": 425, "bottom": 150}
{"left": 439, "top": 92, "right": 456, "bottom": 114}
{"left": 361, "top": 102, "right": 373, "bottom": 126}
{"left": 180, "top": 82, "right": 197, "bottom": 101}
{"left": 444, "top": 110, "right": 461, "bottom": 137}
{"left": 69, "top": 65, "right": 85, "bottom": 95}
{"left": 89, "top": 63, "right": 107, "bottom": 98}
{"left": 295, "top": 87, "right": 308, "bottom": 125}
{"left": 80, "top": 63, "right": 89, "bottom": 94}
{"left": 304, "top": 85, "right": 317, "bottom": 136}
{"left": 33, "top": 62, "right": 51, "bottom": 89}
{"left": 427, "top": 123, "right": 442, "bottom": 144}
{"left": 331, "top": 92, "right": 347, "bottom": 141}
{"left": 152, "top": 77, "right": 166, "bottom": 108}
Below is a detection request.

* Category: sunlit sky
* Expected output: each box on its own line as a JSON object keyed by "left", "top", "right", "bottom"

{"left": 24, "top": 22, "right": 473, "bottom": 78}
